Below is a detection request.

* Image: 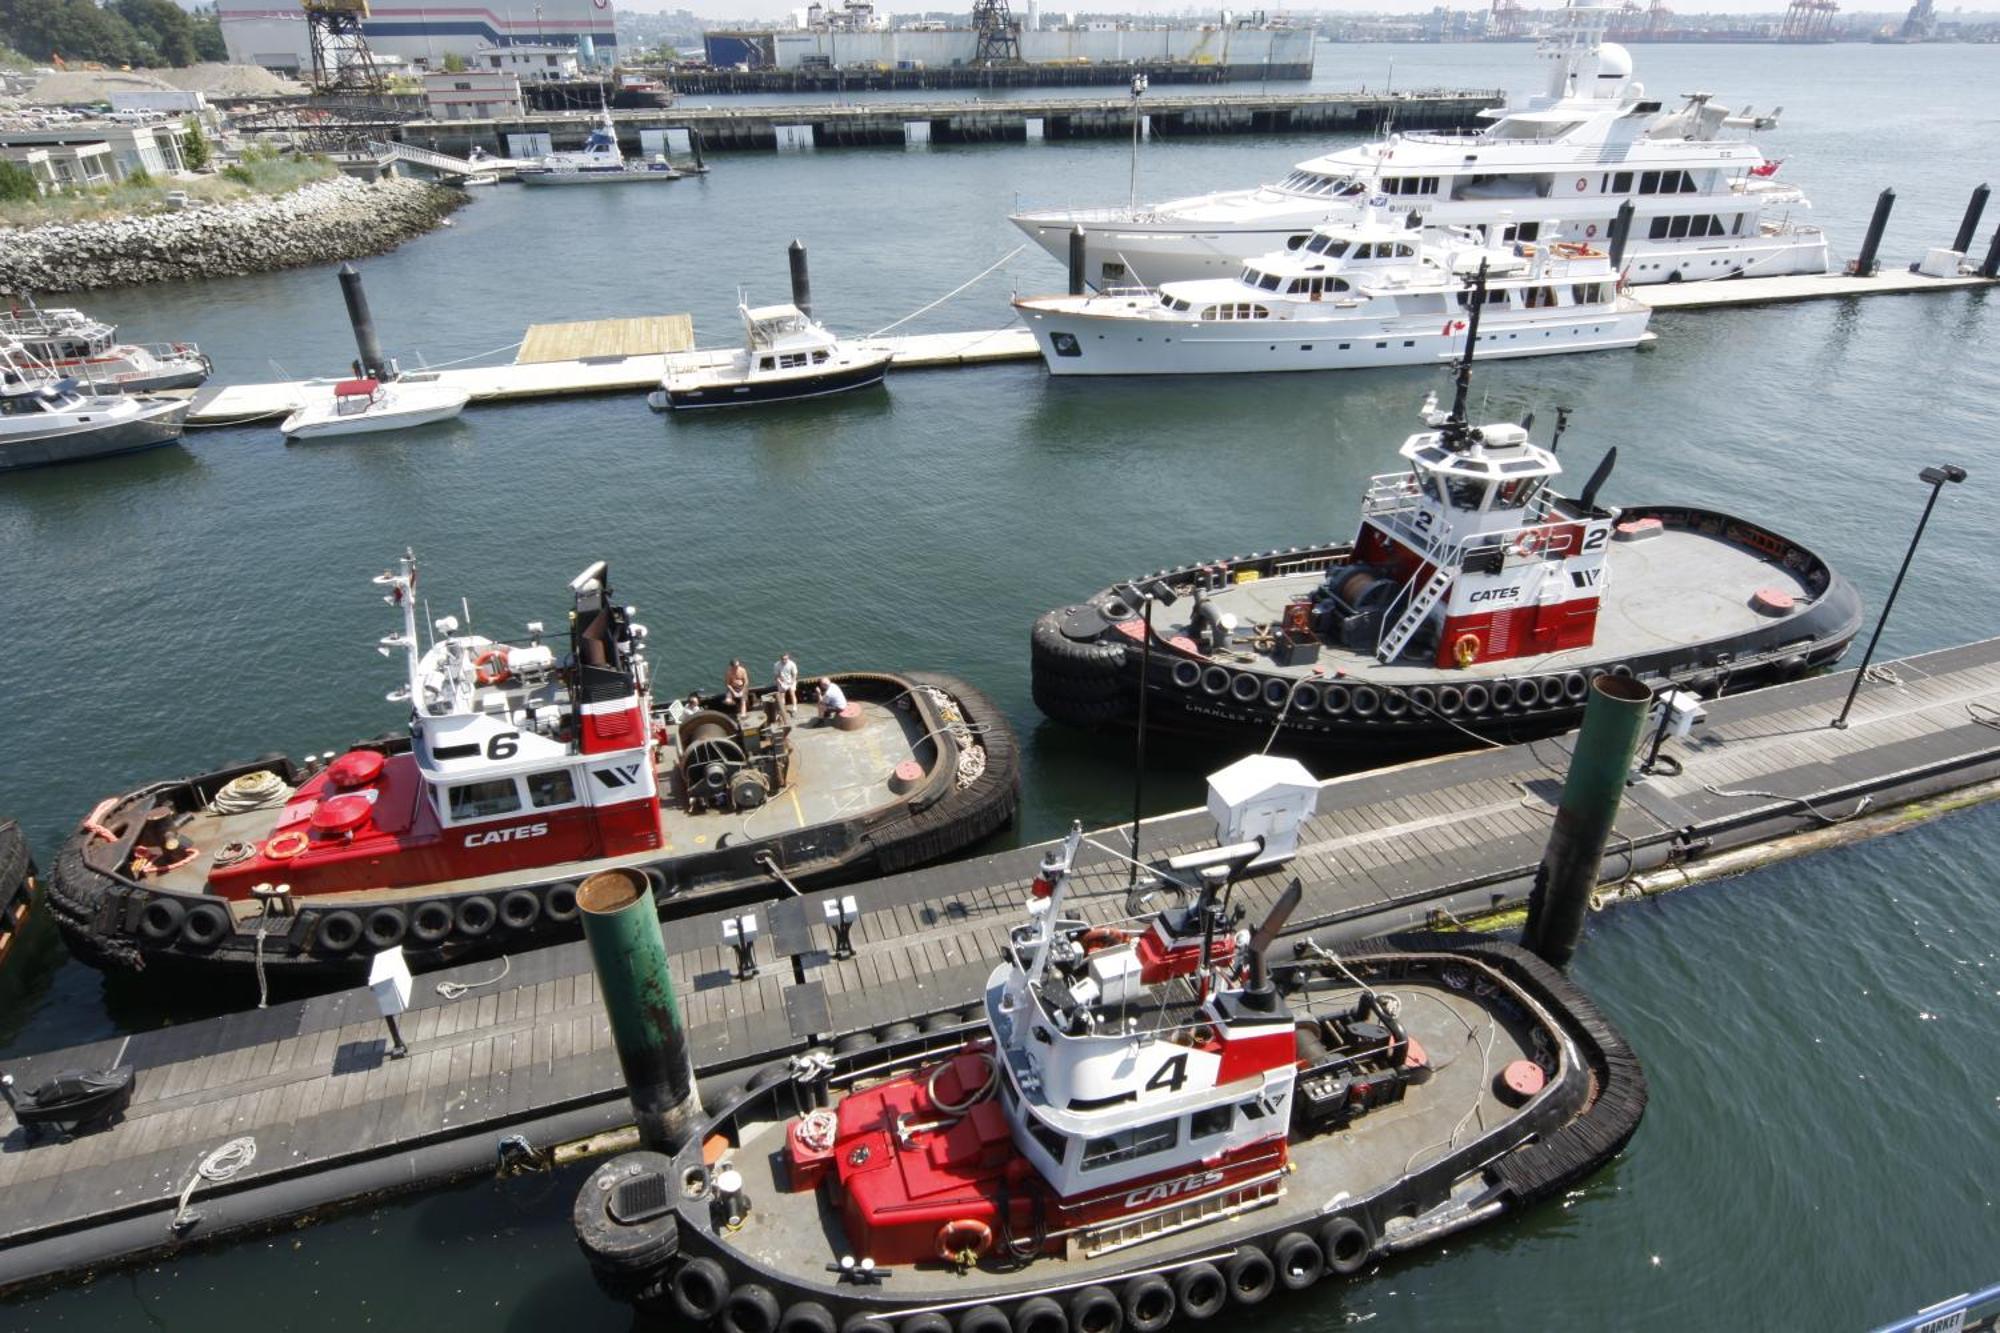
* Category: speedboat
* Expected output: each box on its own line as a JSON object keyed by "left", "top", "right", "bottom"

{"left": 0, "top": 342, "right": 190, "bottom": 471}
{"left": 0, "top": 301, "right": 210, "bottom": 394}
{"left": 1011, "top": 3, "right": 1827, "bottom": 290}
{"left": 1029, "top": 327, "right": 1862, "bottom": 751}
{"left": 517, "top": 109, "right": 683, "bottom": 186}
{"left": 46, "top": 554, "right": 1019, "bottom": 980}
{"left": 1014, "top": 215, "right": 1651, "bottom": 375}
{"left": 652, "top": 300, "right": 891, "bottom": 410}
{"left": 576, "top": 824, "right": 1645, "bottom": 1329}
{"left": 279, "top": 375, "right": 471, "bottom": 440}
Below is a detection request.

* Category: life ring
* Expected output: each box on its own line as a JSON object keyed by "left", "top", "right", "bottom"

{"left": 936, "top": 1218, "right": 993, "bottom": 1263}
{"left": 265, "top": 829, "right": 309, "bottom": 860}
{"left": 1514, "top": 529, "right": 1544, "bottom": 557}
{"left": 1081, "top": 926, "right": 1132, "bottom": 952}
{"left": 1453, "top": 633, "right": 1481, "bottom": 668}
{"left": 1585, "top": 224, "right": 1598, "bottom": 238}
{"left": 1574, "top": 177, "right": 1589, "bottom": 192}
{"left": 473, "top": 647, "right": 512, "bottom": 686}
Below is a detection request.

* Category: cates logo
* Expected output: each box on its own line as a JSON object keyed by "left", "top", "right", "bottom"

{"left": 1124, "top": 1170, "right": 1224, "bottom": 1209}
{"left": 1469, "top": 586, "right": 1520, "bottom": 604}
{"left": 466, "top": 823, "right": 548, "bottom": 848}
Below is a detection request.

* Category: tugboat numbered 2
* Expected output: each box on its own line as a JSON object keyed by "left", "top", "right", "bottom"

{"left": 48, "top": 554, "right": 1018, "bottom": 979}
{"left": 1031, "top": 322, "right": 1860, "bottom": 750}
{"left": 576, "top": 827, "right": 1646, "bottom": 1330}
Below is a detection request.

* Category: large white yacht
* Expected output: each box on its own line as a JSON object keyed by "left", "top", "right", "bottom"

{"left": 1012, "top": 4, "right": 1827, "bottom": 290}
{"left": 1014, "top": 213, "right": 1651, "bottom": 375}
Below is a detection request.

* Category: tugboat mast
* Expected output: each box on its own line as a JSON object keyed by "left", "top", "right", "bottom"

{"left": 1441, "top": 259, "right": 1491, "bottom": 453}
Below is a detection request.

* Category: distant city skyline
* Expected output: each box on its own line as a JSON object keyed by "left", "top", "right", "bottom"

{"left": 612, "top": 0, "right": 1981, "bottom": 20}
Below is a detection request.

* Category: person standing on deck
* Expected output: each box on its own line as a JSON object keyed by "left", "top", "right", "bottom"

{"left": 774, "top": 652, "right": 800, "bottom": 712}
{"left": 816, "top": 676, "right": 848, "bottom": 723}
{"left": 724, "top": 659, "right": 750, "bottom": 718}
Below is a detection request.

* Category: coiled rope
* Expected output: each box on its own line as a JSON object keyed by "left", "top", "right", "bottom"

{"left": 169, "top": 1136, "right": 257, "bottom": 1234}
{"left": 207, "top": 770, "right": 291, "bottom": 815}
{"left": 436, "top": 954, "right": 511, "bottom": 1001}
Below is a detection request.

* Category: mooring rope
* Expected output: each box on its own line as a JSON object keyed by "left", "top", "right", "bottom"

{"left": 868, "top": 245, "right": 1026, "bottom": 338}
{"left": 436, "top": 954, "right": 511, "bottom": 1001}
{"left": 169, "top": 1136, "right": 257, "bottom": 1234}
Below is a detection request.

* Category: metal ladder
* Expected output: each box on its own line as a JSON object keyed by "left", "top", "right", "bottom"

{"left": 1376, "top": 562, "right": 1456, "bottom": 664}
{"left": 1076, "top": 1174, "right": 1286, "bottom": 1259}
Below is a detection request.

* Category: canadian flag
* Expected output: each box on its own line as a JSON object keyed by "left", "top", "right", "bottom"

{"left": 1750, "top": 160, "right": 1783, "bottom": 178}
{"left": 1441, "top": 319, "right": 1467, "bottom": 337}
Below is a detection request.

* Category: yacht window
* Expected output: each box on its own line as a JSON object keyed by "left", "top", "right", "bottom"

{"left": 812, "top": 350, "right": 829, "bottom": 363}
{"left": 1239, "top": 267, "right": 1258, "bottom": 285}
{"left": 1025, "top": 1112, "right": 1067, "bottom": 1164}
{"left": 526, "top": 769, "right": 577, "bottom": 809}
{"left": 1192, "top": 1104, "right": 1234, "bottom": 1139}
{"left": 1639, "top": 171, "right": 1659, "bottom": 195}
{"left": 1286, "top": 235, "right": 1309, "bottom": 250}
{"left": 758, "top": 356, "right": 776, "bottom": 371}
{"left": 1305, "top": 236, "right": 1330, "bottom": 255}
{"left": 1258, "top": 273, "right": 1281, "bottom": 292}
{"left": 779, "top": 352, "right": 809, "bottom": 368}
{"left": 449, "top": 778, "right": 521, "bottom": 820}
{"left": 1668, "top": 216, "right": 1690, "bottom": 240}
{"left": 1331, "top": 280, "right": 1349, "bottom": 293}
{"left": 1287, "top": 279, "right": 1306, "bottom": 294}
{"left": 1611, "top": 171, "right": 1633, "bottom": 193}
{"left": 1082, "top": 1119, "right": 1178, "bottom": 1171}
{"left": 1648, "top": 216, "right": 1669, "bottom": 240}
{"left": 1680, "top": 171, "right": 1700, "bottom": 193}
{"left": 1395, "top": 244, "right": 1414, "bottom": 258}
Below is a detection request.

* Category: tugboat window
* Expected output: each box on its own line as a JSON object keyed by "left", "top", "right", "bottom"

{"left": 449, "top": 778, "right": 521, "bottom": 820}
{"left": 1446, "top": 476, "right": 1488, "bottom": 511}
{"left": 1025, "top": 1112, "right": 1067, "bottom": 1163}
{"left": 1192, "top": 1104, "right": 1234, "bottom": 1138}
{"left": 526, "top": 769, "right": 576, "bottom": 809}
{"left": 1082, "top": 1119, "right": 1178, "bottom": 1170}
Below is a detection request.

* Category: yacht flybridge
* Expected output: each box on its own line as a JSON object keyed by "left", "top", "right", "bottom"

{"left": 1014, "top": 214, "right": 1650, "bottom": 375}
{"left": 1011, "top": 4, "right": 1826, "bottom": 290}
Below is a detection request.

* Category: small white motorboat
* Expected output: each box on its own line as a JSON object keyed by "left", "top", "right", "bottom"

{"left": 649, "top": 300, "right": 891, "bottom": 411}
{"left": 280, "top": 375, "right": 471, "bottom": 440}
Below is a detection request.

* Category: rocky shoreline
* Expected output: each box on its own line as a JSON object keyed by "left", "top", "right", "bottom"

{"left": 0, "top": 175, "right": 467, "bottom": 293}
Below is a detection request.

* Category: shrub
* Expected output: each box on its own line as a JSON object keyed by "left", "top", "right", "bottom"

{"left": 0, "top": 160, "right": 38, "bottom": 203}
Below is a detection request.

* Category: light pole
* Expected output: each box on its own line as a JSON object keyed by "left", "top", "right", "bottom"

{"left": 1115, "top": 577, "right": 1177, "bottom": 887}
{"left": 1832, "top": 463, "right": 1967, "bottom": 729}
{"left": 1127, "top": 71, "right": 1148, "bottom": 213}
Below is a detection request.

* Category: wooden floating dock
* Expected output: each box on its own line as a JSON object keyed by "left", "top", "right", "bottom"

{"left": 5, "top": 638, "right": 2000, "bottom": 1291}
{"left": 1633, "top": 268, "right": 1997, "bottom": 310}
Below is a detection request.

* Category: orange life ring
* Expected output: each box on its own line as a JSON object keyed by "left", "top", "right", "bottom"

{"left": 265, "top": 830, "right": 310, "bottom": 860}
{"left": 1514, "top": 530, "right": 1544, "bottom": 557}
{"left": 1081, "top": 926, "right": 1133, "bottom": 952}
{"left": 473, "top": 647, "right": 512, "bottom": 686}
{"left": 937, "top": 1219, "right": 993, "bottom": 1263}
{"left": 1453, "top": 633, "right": 1481, "bottom": 668}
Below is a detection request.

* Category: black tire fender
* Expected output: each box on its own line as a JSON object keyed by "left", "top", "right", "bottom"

{"left": 1222, "top": 1245, "right": 1275, "bottom": 1306}
{"left": 956, "top": 1305, "right": 1010, "bottom": 1333}
{"left": 410, "top": 900, "right": 454, "bottom": 944}
{"left": 778, "top": 1303, "right": 838, "bottom": 1333}
{"left": 314, "top": 909, "right": 363, "bottom": 955}
{"left": 1122, "top": 1275, "right": 1176, "bottom": 1333}
{"left": 1069, "top": 1284, "right": 1123, "bottom": 1333}
{"left": 670, "top": 1257, "right": 730, "bottom": 1322}
{"left": 1173, "top": 1263, "right": 1226, "bottom": 1320}
{"left": 1273, "top": 1230, "right": 1324, "bottom": 1290}
{"left": 1012, "top": 1296, "right": 1066, "bottom": 1333}
{"left": 720, "top": 1284, "right": 782, "bottom": 1333}
{"left": 138, "top": 896, "right": 184, "bottom": 942}
{"left": 499, "top": 888, "right": 542, "bottom": 931}
{"left": 1319, "top": 1215, "right": 1373, "bottom": 1276}
{"left": 901, "top": 1314, "right": 952, "bottom": 1333}
{"left": 454, "top": 895, "right": 497, "bottom": 939}
{"left": 543, "top": 881, "right": 581, "bottom": 923}
{"left": 842, "top": 1318, "right": 895, "bottom": 1333}
{"left": 363, "top": 905, "right": 408, "bottom": 951}
{"left": 180, "top": 902, "right": 230, "bottom": 950}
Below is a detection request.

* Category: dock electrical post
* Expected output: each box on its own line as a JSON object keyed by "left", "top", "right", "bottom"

{"left": 337, "top": 262, "right": 389, "bottom": 382}
{"left": 1127, "top": 72, "right": 1148, "bottom": 212}
{"left": 579, "top": 867, "right": 701, "bottom": 1151}
{"left": 1522, "top": 674, "right": 1651, "bottom": 968}
{"left": 1115, "top": 577, "right": 1176, "bottom": 888}
{"left": 1832, "top": 463, "right": 1968, "bottom": 730}
{"left": 788, "top": 239, "right": 812, "bottom": 317}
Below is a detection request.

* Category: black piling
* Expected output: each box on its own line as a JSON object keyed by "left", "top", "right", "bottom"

{"left": 1606, "top": 199, "right": 1636, "bottom": 272}
{"left": 1984, "top": 225, "right": 2000, "bottom": 280}
{"left": 787, "top": 238, "right": 812, "bottom": 316}
{"left": 1853, "top": 188, "right": 1895, "bottom": 277}
{"left": 688, "top": 128, "right": 705, "bottom": 171}
{"left": 1521, "top": 675, "right": 1653, "bottom": 968}
{"left": 1068, "top": 224, "right": 1088, "bottom": 295}
{"left": 1954, "top": 183, "right": 1990, "bottom": 255}
{"left": 337, "top": 262, "right": 388, "bottom": 381}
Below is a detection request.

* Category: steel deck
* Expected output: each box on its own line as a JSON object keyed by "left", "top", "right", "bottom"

{"left": 5, "top": 639, "right": 2000, "bottom": 1290}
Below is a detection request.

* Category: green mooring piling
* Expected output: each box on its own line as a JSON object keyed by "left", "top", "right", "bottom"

{"left": 578, "top": 868, "right": 700, "bottom": 1151}
{"left": 1523, "top": 674, "right": 1653, "bottom": 968}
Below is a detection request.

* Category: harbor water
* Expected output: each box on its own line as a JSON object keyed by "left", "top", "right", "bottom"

{"left": 2, "top": 40, "right": 1997, "bottom": 1330}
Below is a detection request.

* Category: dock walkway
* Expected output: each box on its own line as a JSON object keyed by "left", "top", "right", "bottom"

{"left": 4, "top": 639, "right": 1999, "bottom": 1290}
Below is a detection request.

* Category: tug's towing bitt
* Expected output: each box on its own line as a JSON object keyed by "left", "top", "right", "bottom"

{"left": 1031, "top": 315, "right": 1861, "bottom": 751}
{"left": 576, "top": 807, "right": 1646, "bottom": 1328}
{"left": 48, "top": 554, "right": 1018, "bottom": 980}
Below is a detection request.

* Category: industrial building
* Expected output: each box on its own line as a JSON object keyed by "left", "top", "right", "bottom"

{"left": 217, "top": 0, "right": 617, "bottom": 77}
{"left": 703, "top": 21, "right": 1313, "bottom": 75}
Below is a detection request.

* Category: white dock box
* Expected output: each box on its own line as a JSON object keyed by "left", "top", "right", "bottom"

{"left": 1918, "top": 248, "right": 1964, "bottom": 278}
{"left": 1206, "top": 754, "right": 1320, "bottom": 868}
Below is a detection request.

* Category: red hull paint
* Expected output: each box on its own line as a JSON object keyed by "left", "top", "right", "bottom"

{"left": 1438, "top": 598, "right": 1600, "bottom": 667}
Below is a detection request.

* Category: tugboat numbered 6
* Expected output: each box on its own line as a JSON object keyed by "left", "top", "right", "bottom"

{"left": 48, "top": 553, "right": 1017, "bottom": 980}
{"left": 576, "top": 821, "right": 1646, "bottom": 1328}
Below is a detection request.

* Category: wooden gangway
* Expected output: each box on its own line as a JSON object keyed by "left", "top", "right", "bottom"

{"left": 4, "top": 639, "right": 2000, "bottom": 1292}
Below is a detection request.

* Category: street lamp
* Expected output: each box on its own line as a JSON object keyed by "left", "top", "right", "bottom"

{"left": 1832, "top": 463, "right": 1967, "bottom": 729}
{"left": 1114, "top": 576, "right": 1177, "bottom": 886}
{"left": 1127, "top": 71, "right": 1148, "bottom": 213}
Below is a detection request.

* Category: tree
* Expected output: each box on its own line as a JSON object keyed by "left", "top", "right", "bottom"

{"left": 0, "top": 159, "right": 38, "bottom": 204}
{"left": 112, "top": 0, "right": 200, "bottom": 66}
{"left": 441, "top": 51, "right": 467, "bottom": 72}
{"left": 181, "top": 116, "right": 211, "bottom": 171}
{"left": 0, "top": 0, "right": 149, "bottom": 66}
{"left": 191, "top": 9, "right": 225, "bottom": 61}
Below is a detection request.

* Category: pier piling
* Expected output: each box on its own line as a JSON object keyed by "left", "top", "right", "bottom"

{"left": 1953, "top": 184, "right": 1989, "bottom": 255}
{"left": 787, "top": 239, "right": 812, "bottom": 317}
{"left": 1983, "top": 226, "right": 2000, "bottom": 280}
{"left": 1606, "top": 199, "right": 1637, "bottom": 273}
{"left": 1853, "top": 188, "right": 1896, "bottom": 277}
{"left": 1522, "top": 675, "right": 1652, "bottom": 968}
{"left": 579, "top": 867, "right": 700, "bottom": 1151}
{"left": 688, "top": 128, "right": 705, "bottom": 171}
{"left": 336, "top": 263, "right": 389, "bottom": 382}
{"left": 1069, "top": 224, "right": 1088, "bottom": 295}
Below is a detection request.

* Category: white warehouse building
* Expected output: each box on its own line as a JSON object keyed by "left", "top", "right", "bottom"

{"left": 217, "top": 0, "right": 617, "bottom": 76}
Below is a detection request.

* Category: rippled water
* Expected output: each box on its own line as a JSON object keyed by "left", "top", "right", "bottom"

{"left": 0, "top": 40, "right": 1996, "bottom": 1330}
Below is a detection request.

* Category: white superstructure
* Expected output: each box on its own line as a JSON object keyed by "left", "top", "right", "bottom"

{"left": 1013, "top": 214, "right": 1651, "bottom": 376}
{"left": 1012, "top": 5, "right": 1826, "bottom": 290}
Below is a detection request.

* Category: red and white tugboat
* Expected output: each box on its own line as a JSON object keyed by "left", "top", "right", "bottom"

{"left": 1031, "top": 314, "right": 1861, "bottom": 752}
{"left": 576, "top": 828, "right": 1646, "bottom": 1329}
{"left": 48, "top": 554, "right": 1017, "bottom": 980}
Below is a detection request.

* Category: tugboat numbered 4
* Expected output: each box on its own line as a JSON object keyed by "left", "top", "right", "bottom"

{"left": 1031, "top": 320, "right": 1860, "bottom": 751}
{"left": 576, "top": 826, "right": 1646, "bottom": 1328}
{"left": 49, "top": 554, "right": 1018, "bottom": 980}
